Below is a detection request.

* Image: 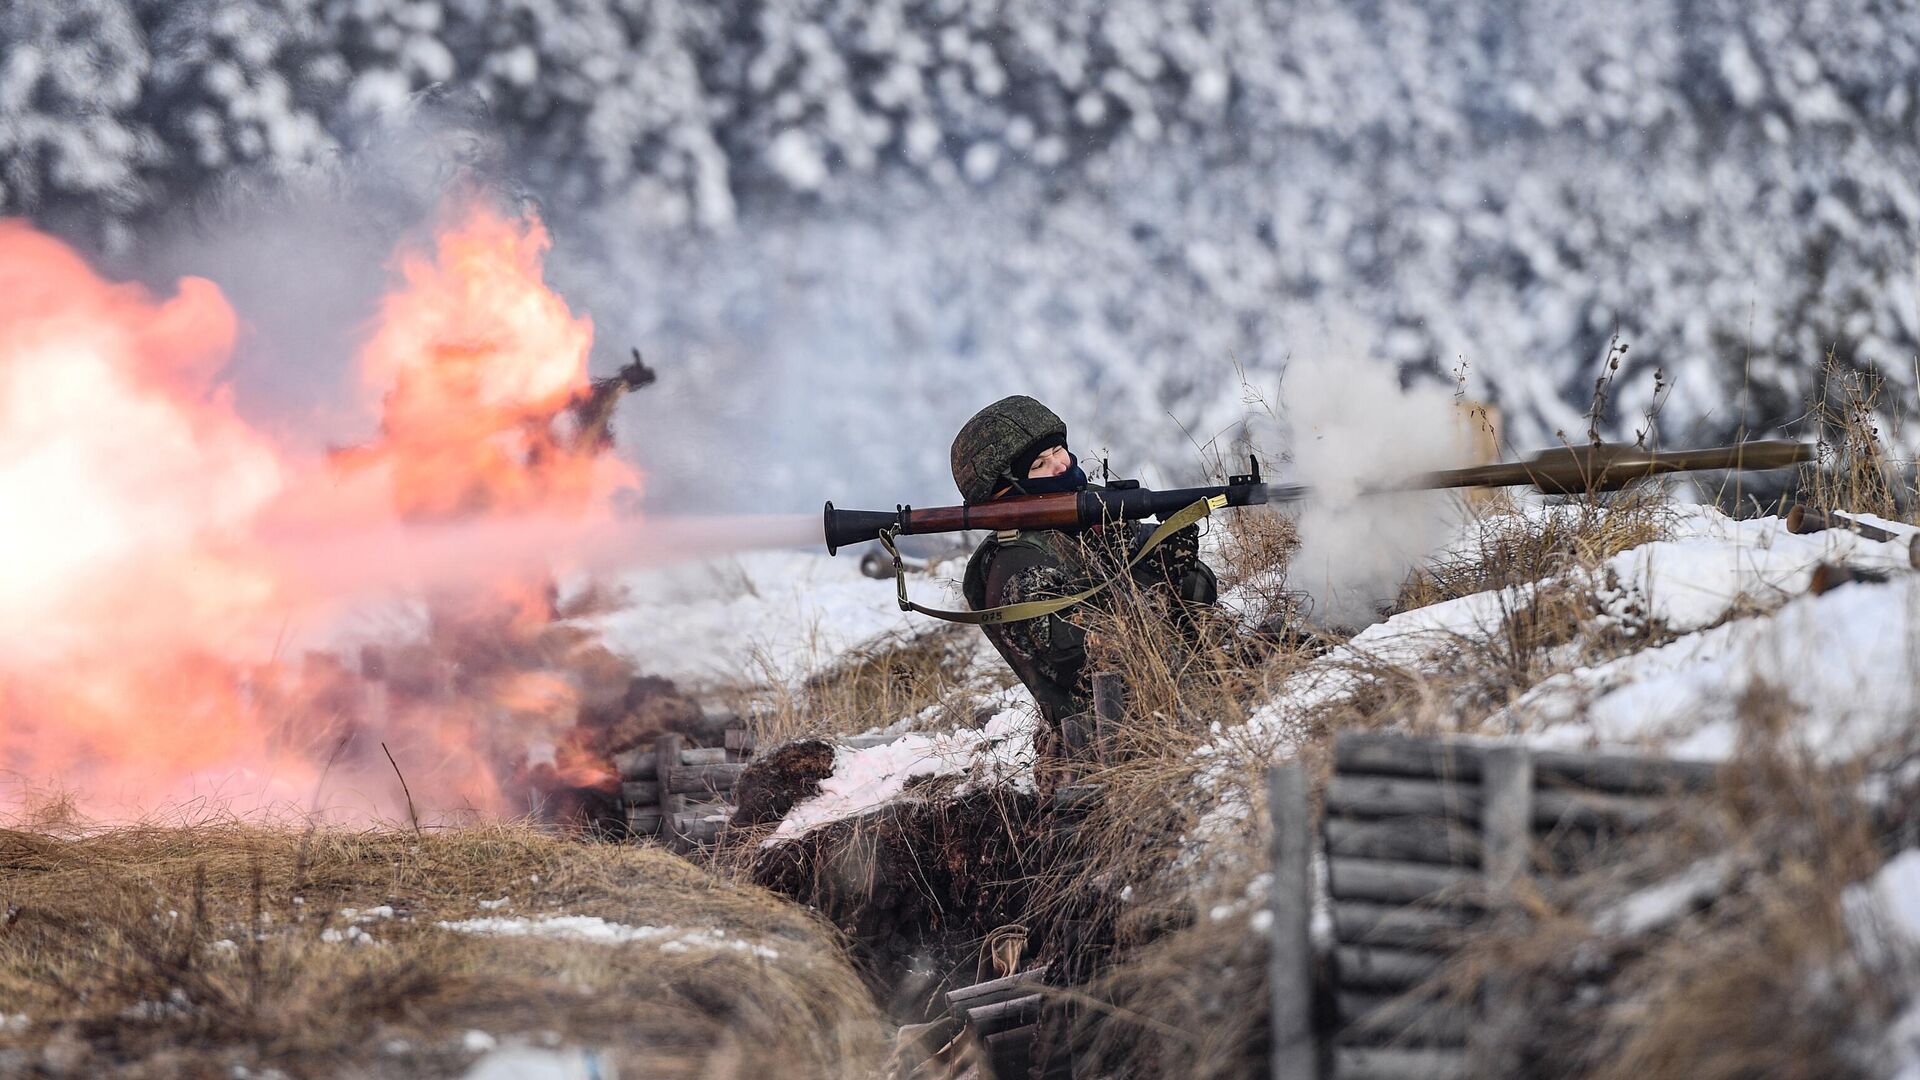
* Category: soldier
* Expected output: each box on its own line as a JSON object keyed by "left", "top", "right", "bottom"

{"left": 953, "top": 395, "right": 1218, "bottom": 751}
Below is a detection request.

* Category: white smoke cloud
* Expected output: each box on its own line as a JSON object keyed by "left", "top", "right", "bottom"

{"left": 1281, "top": 348, "right": 1472, "bottom": 629}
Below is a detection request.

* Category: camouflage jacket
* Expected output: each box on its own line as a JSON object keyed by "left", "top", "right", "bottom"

{"left": 962, "top": 520, "right": 1217, "bottom": 734}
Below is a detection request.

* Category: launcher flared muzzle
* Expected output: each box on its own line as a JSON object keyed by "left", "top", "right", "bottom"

{"left": 823, "top": 502, "right": 906, "bottom": 555}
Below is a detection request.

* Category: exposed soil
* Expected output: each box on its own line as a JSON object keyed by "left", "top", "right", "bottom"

{"left": 732, "top": 740, "right": 838, "bottom": 827}
{"left": 750, "top": 786, "right": 1124, "bottom": 1025}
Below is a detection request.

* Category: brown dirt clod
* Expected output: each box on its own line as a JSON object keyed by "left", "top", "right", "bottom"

{"left": 731, "top": 740, "right": 838, "bottom": 827}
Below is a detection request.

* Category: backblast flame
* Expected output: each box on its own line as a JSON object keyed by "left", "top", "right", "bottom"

{"left": 0, "top": 221, "right": 296, "bottom": 810}
{"left": 1, "top": 201, "right": 636, "bottom": 823}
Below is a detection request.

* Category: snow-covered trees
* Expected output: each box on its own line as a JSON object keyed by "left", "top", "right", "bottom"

{"left": 1, "top": 0, "right": 159, "bottom": 249}
{"left": 5, "top": 0, "right": 1920, "bottom": 501}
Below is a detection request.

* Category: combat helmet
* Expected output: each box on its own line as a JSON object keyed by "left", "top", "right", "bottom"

{"left": 950, "top": 395, "right": 1068, "bottom": 504}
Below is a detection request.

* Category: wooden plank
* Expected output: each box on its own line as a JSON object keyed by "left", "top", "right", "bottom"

{"left": 983, "top": 1025, "right": 1035, "bottom": 1080}
{"left": 655, "top": 733, "right": 686, "bottom": 848}
{"left": 1326, "top": 776, "right": 1482, "bottom": 822}
{"left": 1328, "top": 858, "right": 1478, "bottom": 905}
{"left": 946, "top": 966, "right": 1051, "bottom": 1012}
{"left": 1481, "top": 746, "right": 1534, "bottom": 891}
{"left": 624, "top": 807, "right": 662, "bottom": 834}
{"left": 1268, "top": 764, "right": 1318, "bottom": 1080}
{"left": 1335, "top": 945, "right": 1445, "bottom": 991}
{"left": 1324, "top": 817, "right": 1480, "bottom": 866}
{"left": 1332, "top": 901, "right": 1472, "bottom": 949}
{"left": 1335, "top": 993, "right": 1470, "bottom": 1046}
{"left": 673, "top": 813, "right": 724, "bottom": 845}
{"left": 1052, "top": 783, "right": 1103, "bottom": 813}
{"left": 1535, "top": 751, "right": 1715, "bottom": 794}
{"left": 963, "top": 993, "right": 1042, "bottom": 1038}
{"left": 1533, "top": 787, "right": 1663, "bottom": 830}
{"left": 679, "top": 746, "right": 729, "bottom": 766}
{"left": 666, "top": 763, "right": 749, "bottom": 795}
{"left": 613, "top": 746, "right": 652, "bottom": 780}
{"left": 1092, "top": 671, "right": 1124, "bottom": 764}
{"left": 1332, "top": 1046, "right": 1468, "bottom": 1080}
{"left": 619, "top": 780, "right": 659, "bottom": 805}
{"left": 1480, "top": 748, "right": 1532, "bottom": 1076}
{"left": 1336, "top": 731, "right": 1716, "bottom": 794}
{"left": 1335, "top": 733, "right": 1483, "bottom": 784}
{"left": 1329, "top": 777, "right": 1660, "bottom": 832}
{"left": 724, "top": 728, "right": 753, "bottom": 762}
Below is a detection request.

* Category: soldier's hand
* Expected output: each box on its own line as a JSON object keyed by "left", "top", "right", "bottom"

{"left": 1137, "top": 521, "right": 1202, "bottom": 584}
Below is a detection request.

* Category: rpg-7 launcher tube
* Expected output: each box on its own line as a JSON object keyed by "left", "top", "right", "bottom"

{"left": 823, "top": 480, "right": 1269, "bottom": 554}
{"left": 823, "top": 440, "right": 1812, "bottom": 553}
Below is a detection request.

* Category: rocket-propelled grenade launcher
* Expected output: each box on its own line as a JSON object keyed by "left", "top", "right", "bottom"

{"left": 822, "top": 439, "right": 1814, "bottom": 554}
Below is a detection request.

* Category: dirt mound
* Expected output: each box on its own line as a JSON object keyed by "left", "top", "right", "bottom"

{"left": 732, "top": 740, "right": 837, "bottom": 827}
{"left": 0, "top": 823, "right": 886, "bottom": 1079}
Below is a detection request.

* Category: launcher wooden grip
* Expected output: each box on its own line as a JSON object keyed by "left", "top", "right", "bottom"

{"left": 902, "top": 494, "right": 1082, "bottom": 534}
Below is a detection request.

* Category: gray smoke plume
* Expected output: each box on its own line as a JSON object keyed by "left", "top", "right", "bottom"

{"left": 1281, "top": 350, "right": 1471, "bottom": 629}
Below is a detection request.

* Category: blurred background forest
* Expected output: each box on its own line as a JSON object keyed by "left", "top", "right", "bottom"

{"left": 6, "top": 0, "right": 1919, "bottom": 511}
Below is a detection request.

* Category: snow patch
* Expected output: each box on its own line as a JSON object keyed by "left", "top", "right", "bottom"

{"left": 771, "top": 692, "right": 1039, "bottom": 841}
{"left": 1591, "top": 857, "right": 1734, "bottom": 937}
{"left": 461, "top": 1046, "right": 612, "bottom": 1080}
{"left": 434, "top": 915, "right": 780, "bottom": 959}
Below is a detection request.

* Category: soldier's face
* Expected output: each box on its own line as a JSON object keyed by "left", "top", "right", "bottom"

{"left": 1028, "top": 445, "right": 1071, "bottom": 478}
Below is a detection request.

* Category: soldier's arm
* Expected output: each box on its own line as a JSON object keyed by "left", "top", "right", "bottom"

{"left": 1128, "top": 520, "right": 1218, "bottom": 604}
{"left": 985, "top": 545, "right": 1090, "bottom": 672}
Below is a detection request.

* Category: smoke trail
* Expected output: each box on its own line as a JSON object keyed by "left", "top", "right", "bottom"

{"left": 265, "top": 513, "right": 822, "bottom": 609}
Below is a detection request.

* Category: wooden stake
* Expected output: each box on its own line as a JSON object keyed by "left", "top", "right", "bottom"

{"left": 1091, "top": 671, "right": 1124, "bottom": 764}
{"left": 1268, "top": 764, "right": 1318, "bottom": 1080}
{"left": 655, "top": 733, "right": 686, "bottom": 850}
{"left": 1480, "top": 746, "right": 1534, "bottom": 891}
{"left": 1477, "top": 745, "right": 1534, "bottom": 1077}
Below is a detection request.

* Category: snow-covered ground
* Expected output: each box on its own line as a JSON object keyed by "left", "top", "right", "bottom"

{"left": 769, "top": 685, "right": 1038, "bottom": 842}
{"left": 436, "top": 915, "right": 782, "bottom": 959}
{"left": 574, "top": 547, "right": 970, "bottom": 689}
{"left": 1225, "top": 504, "right": 1920, "bottom": 766}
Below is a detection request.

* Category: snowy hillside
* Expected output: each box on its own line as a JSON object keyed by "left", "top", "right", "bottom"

{"left": 7, "top": 1, "right": 1920, "bottom": 510}
{"left": 728, "top": 494, "right": 1920, "bottom": 1076}
{"left": 738, "top": 501, "right": 1920, "bottom": 848}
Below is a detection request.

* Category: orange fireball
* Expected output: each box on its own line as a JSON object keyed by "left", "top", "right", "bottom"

{"left": 0, "top": 200, "right": 634, "bottom": 822}
{"left": 343, "top": 200, "right": 636, "bottom": 520}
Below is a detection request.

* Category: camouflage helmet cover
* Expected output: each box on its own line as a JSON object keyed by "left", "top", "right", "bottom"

{"left": 950, "top": 395, "right": 1068, "bottom": 504}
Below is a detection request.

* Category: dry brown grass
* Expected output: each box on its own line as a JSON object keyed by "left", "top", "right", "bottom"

{"left": 1398, "top": 485, "right": 1670, "bottom": 611}
{"left": 1003, "top": 560, "right": 1315, "bottom": 1073}
{"left": 0, "top": 821, "right": 886, "bottom": 1079}
{"left": 1799, "top": 350, "right": 1908, "bottom": 521}
{"left": 1212, "top": 505, "right": 1307, "bottom": 629}
{"left": 1074, "top": 890, "right": 1269, "bottom": 1080}
{"left": 747, "top": 626, "right": 1007, "bottom": 747}
{"left": 1065, "top": 475, "right": 1820, "bottom": 1078}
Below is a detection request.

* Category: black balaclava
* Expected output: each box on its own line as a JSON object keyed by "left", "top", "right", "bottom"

{"left": 1003, "top": 438, "right": 1088, "bottom": 496}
